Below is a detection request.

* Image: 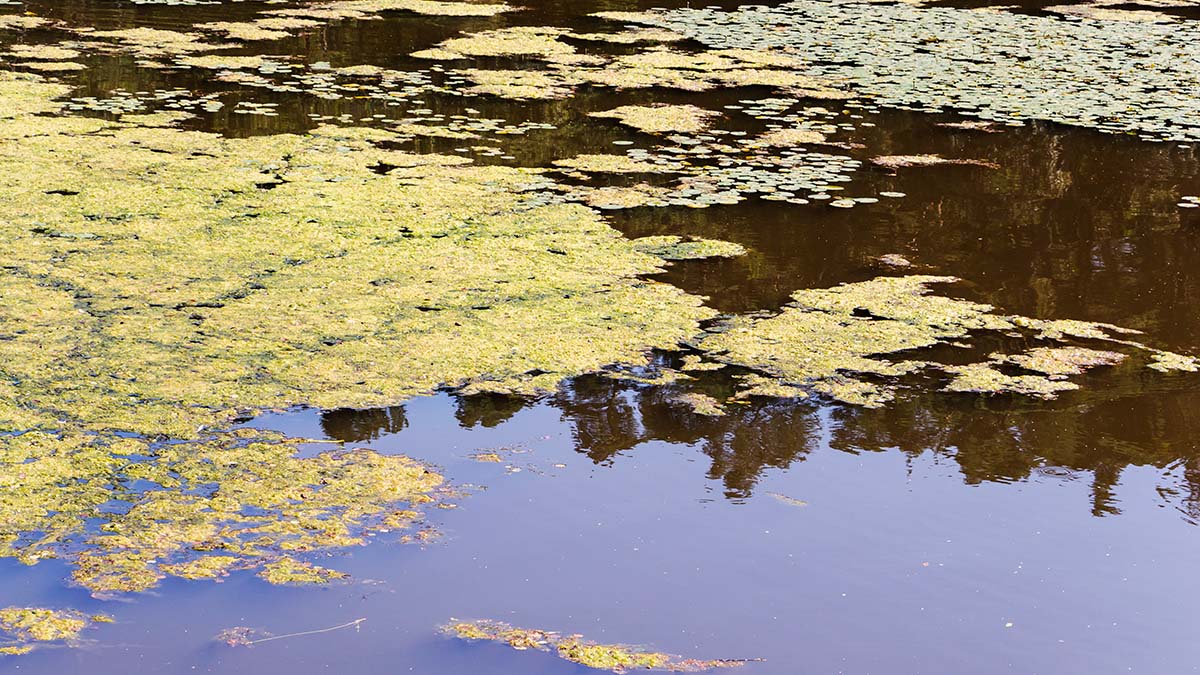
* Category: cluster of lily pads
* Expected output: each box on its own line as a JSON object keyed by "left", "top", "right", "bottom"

{"left": 537, "top": 101, "right": 873, "bottom": 210}
{"left": 617, "top": 0, "right": 1200, "bottom": 142}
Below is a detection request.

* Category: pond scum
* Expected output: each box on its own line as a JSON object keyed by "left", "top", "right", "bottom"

{"left": 0, "top": 0, "right": 1199, "bottom": 660}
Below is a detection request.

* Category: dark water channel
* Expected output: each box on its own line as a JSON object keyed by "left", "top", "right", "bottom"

{"left": 3, "top": 0, "right": 1200, "bottom": 673}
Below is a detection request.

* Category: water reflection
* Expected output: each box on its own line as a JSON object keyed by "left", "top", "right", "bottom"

{"left": 312, "top": 369, "right": 1200, "bottom": 524}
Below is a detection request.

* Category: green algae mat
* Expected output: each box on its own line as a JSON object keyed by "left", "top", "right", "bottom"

{"left": 1, "top": 0, "right": 1199, "bottom": 668}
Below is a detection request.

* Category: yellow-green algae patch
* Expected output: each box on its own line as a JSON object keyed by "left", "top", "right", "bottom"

{"left": 590, "top": 105, "right": 721, "bottom": 135}
{"left": 696, "top": 276, "right": 1195, "bottom": 406}
{"left": 444, "top": 620, "right": 753, "bottom": 672}
{"left": 0, "top": 72, "right": 712, "bottom": 437}
{"left": 0, "top": 71, "right": 719, "bottom": 595}
{"left": 571, "top": 28, "right": 686, "bottom": 44}
{"left": 1147, "top": 350, "right": 1200, "bottom": 373}
{"left": 0, "top": 607, "right": 108, "bottom": 655}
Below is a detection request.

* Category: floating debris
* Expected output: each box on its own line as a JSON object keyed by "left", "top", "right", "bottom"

{"left": 217, "top": 617, "right": 366, "bottom": 647}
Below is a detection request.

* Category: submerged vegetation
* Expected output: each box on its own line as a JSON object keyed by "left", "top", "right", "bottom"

{"left": 444, "top": 620, "right": 755, "bottom": 672}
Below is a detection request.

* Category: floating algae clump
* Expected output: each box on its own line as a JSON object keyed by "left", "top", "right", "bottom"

{"left": 444, "top": 620, "right": 752, "bottom": 672}
{"left": 0, "top": 607, "right": 107, "bottom": 655}
{"left": 0, "top": 429, "right": 444, "bottom": 593}
{"left": 942, "top": 363, "right": 1080, "bottom": 399}
{"left": 457, "top": 68, "right": 582, "bottom": 100}
{"left": 995, "top": 347, "right": 1126, "bottom": 376}
{"left": 590, "top": 105, "right": 721, "bottom": 135}
{"left": 696, "top": 276, "right": 1194, "bottom": 406}
{"left": 675, "top": 393, "right": 726, "bottom": 417}
{"left": 632, "top": 236, "right": 747, "bottom": 260}
{"left": 259, "top": 557, "right": 348, "bottom": 585}
{"left": 413, "top": 26, "right": 594, "bottom": 63}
